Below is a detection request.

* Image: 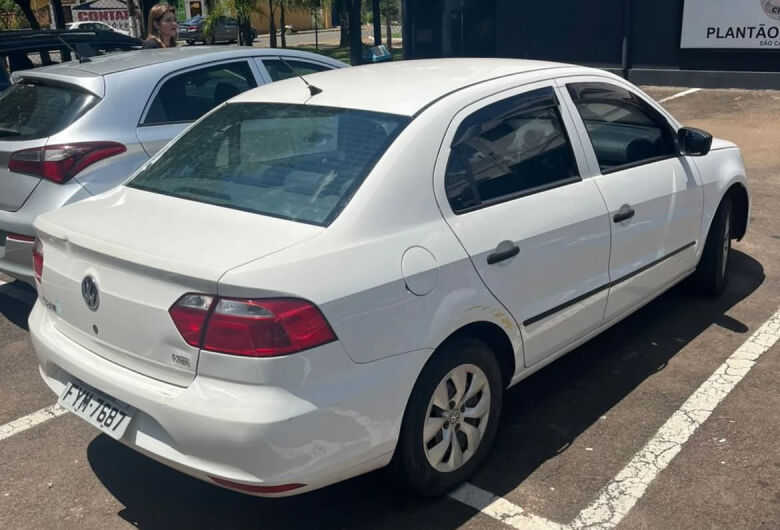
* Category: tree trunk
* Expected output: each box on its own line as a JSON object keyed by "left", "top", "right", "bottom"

{"left": 385, "top": 0, "right": 391, "bottom": 49}
{"left": 268, "top": 0, "right": 277, "bottom": 48}
{"left": 348, "top": 0, "right": 362, "bottom": 65}
{"left": 280, "top": 3, "right": 286, "bottom": 48}
{"left": 50, "top": 0, "right": 66, "bottom": 28}
{"left": 337, "top": 0, "right": 348, "bottom": 47}
{"left": 372, "top": 0, "right": 381, "bottom": 45}
{"left": 13, "top": 0, "right": 40, "bottom": 29}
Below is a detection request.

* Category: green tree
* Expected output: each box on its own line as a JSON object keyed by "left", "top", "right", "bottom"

{"left": 203, "top": 0, "right": 260, "bottom": 46}
{"left": 0, "top": 0, "right": 27, "bottom": 30}
{"left": 10, "top": 0, "right": 39, "bottom": 29}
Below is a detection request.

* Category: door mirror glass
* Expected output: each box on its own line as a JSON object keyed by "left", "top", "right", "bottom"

{"left": 678, "top": 127, "right": 712, "bottom": 156}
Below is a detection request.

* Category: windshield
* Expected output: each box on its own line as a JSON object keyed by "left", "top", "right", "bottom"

{"left": 128, "top": 103, "right": 411, "bottom": 226}
{"left": 0, "top": 82, "right": 98, "bottom": 140}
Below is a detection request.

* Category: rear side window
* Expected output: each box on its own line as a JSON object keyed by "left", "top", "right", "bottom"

{"left": 129, "top": 103, "right": 410, "bottom": 226}
{"left": 445, "top": 86, "right": 579, "bottom": 214}
{"left": 142, "top": 61, "right": 257, "bottom": 126}
{"left": 262, "top": 59, "right": 332, "bottom": 81}
{"left": 0, "top": 82, "right": 97, "bottom": 141}
{"left": 567, "top": 82, "right": 677, "bottom": 172}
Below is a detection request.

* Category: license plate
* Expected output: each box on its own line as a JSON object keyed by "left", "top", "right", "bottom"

{"left": 58, "top": 381, "right": 135, "bottom": 440}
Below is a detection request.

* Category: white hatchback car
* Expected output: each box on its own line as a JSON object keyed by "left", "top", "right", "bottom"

{"left": 30, "top": 59, "right": 750, "bottom": 497}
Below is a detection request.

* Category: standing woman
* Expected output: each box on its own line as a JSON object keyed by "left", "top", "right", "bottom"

{"left": 143, "top": 4, "right": 178, "bottom": 49}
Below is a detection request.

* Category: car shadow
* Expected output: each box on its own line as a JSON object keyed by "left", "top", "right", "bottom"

{"left": 87, "top": 250, "right": 764, "bottom": 529}
{"left": 0, "top": 280, "right": 36, "bottom": 331}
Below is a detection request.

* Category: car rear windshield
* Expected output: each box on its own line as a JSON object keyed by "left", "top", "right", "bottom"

{"left": 128, "top": 103, "right": 411, "bottom": 226}
{"left": 0, "top": 82, "right": 98, "bottom": 141}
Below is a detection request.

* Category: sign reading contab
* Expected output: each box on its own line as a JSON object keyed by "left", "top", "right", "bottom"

{"left": 681, "top": 0, "right": 780, "bottom": 49}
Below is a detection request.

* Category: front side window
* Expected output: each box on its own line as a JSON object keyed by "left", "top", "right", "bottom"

{"left": 129, "top": 103, "right": 410, "bottom": 226}
{"left": 445, "top": 86, "right": 580, "bottom": 214}
{"left": 142, "top": 61, "right": 257, "bottom": 126}
{"left": 567, "top": 82, "right": 677, "bottom": 172}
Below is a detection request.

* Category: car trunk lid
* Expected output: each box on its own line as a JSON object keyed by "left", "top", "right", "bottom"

{"left": 34, "top": 186, "right": 323, "bottom": 386}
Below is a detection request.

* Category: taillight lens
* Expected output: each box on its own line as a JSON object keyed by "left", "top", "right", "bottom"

{"left": 8, "top": 233, "right": 36, "bottom": 242}
{"left": 9, "top": 142, "right": 126, "bottom": 184}
{"left": 169, "top": 295, "right": 336, "bottom": 357}
{"left": 168, "top": 294, "right": 214, "bottom": 347}
{"left": 32, "top": 237, "right": 43, "bottom": 283}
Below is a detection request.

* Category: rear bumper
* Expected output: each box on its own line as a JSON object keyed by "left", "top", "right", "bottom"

{"left": 29, "top": 301, "right": 430, "bottom": 496}
{"left": 0, "top": 236, "right": 34, "bottom": 285}
{"left": 0, "top": 179, "right": 90, "bottom": 284}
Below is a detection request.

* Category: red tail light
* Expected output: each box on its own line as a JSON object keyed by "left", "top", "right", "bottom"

{"left": 169, "top": 295, "right": 336, "bottom": 357}
{"left": 32, "top": 237, "right": 43, "bottom": 283}
{"left": 7, "top": 233, "right": 36, "bottom": 242}
{"left": 9, "top": 142, "right": 126, "bottom": 184}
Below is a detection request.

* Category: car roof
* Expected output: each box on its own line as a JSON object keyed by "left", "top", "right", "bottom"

{"left": 230, "top": 58, "right": 586, "bottom": 116}
{"left": 18, "top": 46, "right": 344, "bottom": 78}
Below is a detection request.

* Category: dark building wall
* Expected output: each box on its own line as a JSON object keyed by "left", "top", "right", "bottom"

{"left": 404, "top": 0, "right": 780, "bottom": 88}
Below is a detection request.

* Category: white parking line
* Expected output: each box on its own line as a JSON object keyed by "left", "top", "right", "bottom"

{"left": 450, "top": 483, "right": 564, "bottom": 530}
{"left": 658, "top": 88, "right": 701, "bottom": 104}
{"left": 450, "top": 307, "right": 780, "bottom": 529}
{"left": 570, "top": 307, "right": 780, "bottom": 529}
{"left": 0, "top": 404, "right": 68, "bottom": 442}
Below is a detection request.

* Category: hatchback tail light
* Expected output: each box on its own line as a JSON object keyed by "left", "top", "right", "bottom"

{"left": 9, "top": 142, "right": 127, "bottom": 184}
{"left": 32, "top": 238, "right": 43, "bottom": 283}
{"left": 7, "top": 232, "right": 36, "bottom": 242}
{"left": 169, "top": 295, "right": 336, "bottom": 357}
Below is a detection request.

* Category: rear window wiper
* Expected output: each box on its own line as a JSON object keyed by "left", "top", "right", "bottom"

{"left": 0, "top": 128, "right": 20, "bottom": 137}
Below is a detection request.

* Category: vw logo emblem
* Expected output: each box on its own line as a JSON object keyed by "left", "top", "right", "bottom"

{"left": 81, "top": 275, "right": 100, "bottom": 312}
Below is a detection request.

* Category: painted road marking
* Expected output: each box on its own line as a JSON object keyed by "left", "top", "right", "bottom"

{"left": 0, "top": 404, "right": 68, "bottom": 442}
{"left": 658, "top": 88, "right": 701, "bottom": 104}
{"left": 450, "top": 307, "right": 780, "bottom": 529}
{"left": 450, "top": 483, "right": 564, "bottom": 530}
{"left": 570, "top": 307, "right": 780, "bottom": 529}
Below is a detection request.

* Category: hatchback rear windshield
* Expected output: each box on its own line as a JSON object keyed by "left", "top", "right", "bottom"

{"left": 0, "top": 82, "right": 98, "bottom": 141}
{"left": 128, "top": 103, "right": 411, "bottom": 226}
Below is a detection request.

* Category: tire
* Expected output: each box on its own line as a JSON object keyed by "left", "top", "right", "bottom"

{"left": 186, "top": 40, "right": 194, "bottom": 45}
{"left": 690, "top": 196, "right": 732, "bottom": 296}
{"left": 389, "top": 338, "right": 503, "bottom": 497}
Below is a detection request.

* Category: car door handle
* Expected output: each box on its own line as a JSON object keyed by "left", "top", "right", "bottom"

{"left": 487, "top": 241, "right": 520, "bottom": 265}
{"left": 613, "top": 204, "right": 635, "bottom": 223}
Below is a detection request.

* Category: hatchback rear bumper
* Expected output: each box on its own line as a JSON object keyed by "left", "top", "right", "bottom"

{"left": 0, "top": 179, "right": 90, "bottom": 285}
{"left": 30, "top": 301, "right": 430, "bottom": 496}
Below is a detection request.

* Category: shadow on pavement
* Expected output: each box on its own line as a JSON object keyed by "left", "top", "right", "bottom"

{"left": 0, "top": 281, "right": 36, "bottom": 331}
{"left": 87, "top": 250, "right": 764, "bottom": 529}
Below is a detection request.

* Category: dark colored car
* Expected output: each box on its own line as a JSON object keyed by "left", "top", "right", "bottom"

{"left": 178, "top": 15, "right": 257, "bottom": 45}
{"left": 0, "top": 29, "right": 141, "bottom": 89}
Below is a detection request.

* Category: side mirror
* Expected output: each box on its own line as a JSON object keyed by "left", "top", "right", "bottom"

{"left": 678, "top": 127, "right": 713, "bottom": 156}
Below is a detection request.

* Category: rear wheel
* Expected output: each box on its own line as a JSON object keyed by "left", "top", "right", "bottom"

{"left": 389, "top": 338, "right": 502, "bottom": 497}
{"left": 186, "top": 39, "right": 194, "bottom": 45}
{"left": 690, "top": 196, "right": 732, "bottom": 295}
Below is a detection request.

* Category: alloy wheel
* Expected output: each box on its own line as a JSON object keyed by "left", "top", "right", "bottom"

{"left": 423, "top": 363, "right": 491, "bottom": 472}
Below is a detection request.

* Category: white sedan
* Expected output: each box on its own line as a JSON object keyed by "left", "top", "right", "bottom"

{"left": 29, "top": 59, "right": 750, "bottom": 497}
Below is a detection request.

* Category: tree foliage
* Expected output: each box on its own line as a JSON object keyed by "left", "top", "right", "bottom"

{"left": 0, "top": 0, "right": 27, "bottom": 30}
{"left": 203, "top": 0, "right": 260, "bottom": 46}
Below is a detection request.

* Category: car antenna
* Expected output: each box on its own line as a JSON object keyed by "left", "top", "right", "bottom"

{"left": 299, "top": 75, "right": 323, "bottom": 96}
{"left": 55, "top": 34, "right": 91, "bottom": 63}
{"left": 277, "top": 56, "right": 322, "bottom": 96}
